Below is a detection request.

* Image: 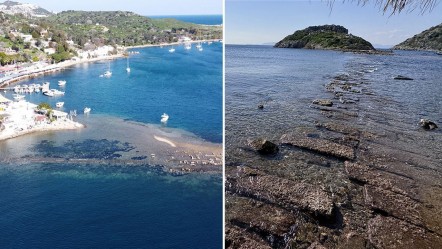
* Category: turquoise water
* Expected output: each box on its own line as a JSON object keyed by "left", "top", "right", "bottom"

{"left": 150, "top": 15, "right": 222, "bottom": 25}
{"left": 0, "top": 33, "right": 222, "bottom": 247}
{"left": 6, "top": 42, "right": 223, "bottom": 143}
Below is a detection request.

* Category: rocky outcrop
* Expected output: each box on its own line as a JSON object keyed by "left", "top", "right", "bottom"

{"left": 281, "top": 132, "right": 355, "bottom": 160}
{"left": 393, "top": 75, "right": 413, "bottom": 80}
{"left": 247, "top": 138, "right": 279, "bottom": 155}
{"left": 226, "top": 167, "right": 335, "bottom": 219}
{"left": 312, "top": 99, "right": 333, "bottom": 107}
{"left": 367, "top": 216, "right": 442, "bottom": 248}
{"left": 275, "top": 25, "right": 375, "bottom": 51}
{"left": 419, "top": 119, "right": 438, "bottom": 130}
{"left": 394, "top": 23, "right": 442, "bottom": 52}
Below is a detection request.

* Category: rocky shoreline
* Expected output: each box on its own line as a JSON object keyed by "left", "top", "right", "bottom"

{"left": 226, "top": 55, "right": 442, "bottom": 248}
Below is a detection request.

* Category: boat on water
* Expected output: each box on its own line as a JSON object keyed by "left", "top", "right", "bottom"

{"left": 104, "top": 70, "right": 112, "bottom": 77}
{"left": 56, "top": 102, "right": 64, "bottom": 108}
{"left": 43, "top": 89, "right": 65, "bottom": 97}
{"left": 41, "top": 82, "right": 50, "bottom": 92}
{"left": 103, "top": 61, "right": 112, "bottom": 77}
{"left": 13, "top": 94, "right": 25, "bottom": 101}
{"left": 126, "top": 54, "right": 131, "bottom": 73}
{"left": 184, "top": 43, "right": 192, "bottom": 50}
{"left": 84, "top": 107, "right": 91, "bottom": 114}
{"left": 169, "top": 47, "right": 175, "bottom": 53}
{"left": 43, "top": 90, "right": 54, "bottom": 97}
{"left": 161, "top": 113, "right": 169, "bottom": 123}
{"left": 58, "top": 80, "right": 66, "bottom": 86}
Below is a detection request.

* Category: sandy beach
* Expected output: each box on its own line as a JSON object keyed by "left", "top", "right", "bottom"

{"left": 0, "top": 99, "right": 84, "bottom": 141}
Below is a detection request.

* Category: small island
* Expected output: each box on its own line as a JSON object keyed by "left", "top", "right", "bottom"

{"left": 274, "top": 24, "right": 375, "bottom": 51}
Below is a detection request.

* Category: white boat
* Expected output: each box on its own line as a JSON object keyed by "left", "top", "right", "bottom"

{"left": 126, "top": 55, "right": 131, "bottom": 73}
{"left": 58, "top": 80, "right": 66, "bottom": 86}
{"left": 161, "top": 113, "right": 169, "bottom": 123}
{"left": 196, "top": 43, "right": 202, "bottom": 49}
{"left": 13, "top": 94, "right": 25, "bottom": 101}
{"left": 84, "top": 107, "right": 91, "bottom": 114}
{"left": 44, "top": 89, "right": 64, "bottom": 96}
{"left": 104, "top": 70, "right": 112, "bottom": 77}
{"left": 41, "top": 82, "right": 50, "bottom": 92}
{"left": 43, "top": 91, "right": 54, "bottom": 97}
{"left": 169, "top": 47, "right": 175, "bottom": 53}
{"left": 56, "top": 102, "right": 64, "bottom": 108}
{"left": 184, "top": 43, "right": 191, "bottom": 50}
{"left": 104, "top": 61, "right": 112, "bottom": 77}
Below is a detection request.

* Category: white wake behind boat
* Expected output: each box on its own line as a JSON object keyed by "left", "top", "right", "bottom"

{"left": 84, "top": 107, "right": 91, "bottom": 114}
{"left": 56, "top": 102, "right": 64, "bottom": 108}
{"left": 161, "top": 113, "right": 169, "bottom": 123}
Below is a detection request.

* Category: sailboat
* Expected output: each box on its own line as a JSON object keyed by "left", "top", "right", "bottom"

{"left": 169, "top": 45, "right": 175, "bottom": 53}
{"left": 126, "top": 55, "right": 131, "bottom": 73}
{"left": 104, "top": 61, "right": 112, "bottom": 77}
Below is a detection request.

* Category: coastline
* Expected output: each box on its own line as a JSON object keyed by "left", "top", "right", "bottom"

{"left": 0, "top": 100, "right": 85, "bottom": 142}
{"left": 0, "top": 39, "right": 221, "bottom": 88}
{"left": 0, "top": 54, "right": 124, "bottom": 88}
{"left": 0, "top": 119, "right": 84, "bottom": 141}
{"left": 126, "top": 39, "right": 221, "bottom": 49}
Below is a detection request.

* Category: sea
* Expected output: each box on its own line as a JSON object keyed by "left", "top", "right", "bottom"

{"left": 0, "top": 21, "right": 222, "bottom": 249}
{"left": 150, "top": 15, "right": 222, "bottom": 25}
{"left": 226, "top": 44, "right": 442, "bottom": 171}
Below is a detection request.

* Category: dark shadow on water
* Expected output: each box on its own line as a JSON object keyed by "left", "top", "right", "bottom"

{"left": 31, "top": 139, "right": 135, "bottom": 160}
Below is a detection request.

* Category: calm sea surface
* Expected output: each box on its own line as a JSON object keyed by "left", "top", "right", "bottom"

{"left": 226, "top": 45, "right": 442, "bottom": 164}
{"left": 150, "top": 15, "right": 222, "bottom": 25}
{"left": 0, "top": 35, "right": 222, "bottom": 247}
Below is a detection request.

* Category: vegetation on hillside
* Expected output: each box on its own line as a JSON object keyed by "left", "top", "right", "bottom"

{"left": 0, "top": 10, "right": 222, "bottom": 65}
{"left": 45, "top": 11, "right": 222, "bottom": 47}
{"left": 275, "top": 25, "right": 374, "bottom": 51}
{"left": 394, "top": 23, "right": 442, "bottom": 52}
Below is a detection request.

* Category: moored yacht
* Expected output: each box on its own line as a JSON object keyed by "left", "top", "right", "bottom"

{"left": 161, "top": 113, "right": 169, "bottom": 123}
{"left": 84, "top": 107, "right": 91, "bottom": 114}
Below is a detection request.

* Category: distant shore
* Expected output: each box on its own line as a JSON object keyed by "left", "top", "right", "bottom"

{"left": 0, "top": 54, "right": 124, "bottom": 88}
{"left": 126, "top": 38, "right": 221, "bottom": 49}
{"left": 0, "top": 39, "right": 221, "bottom": 88}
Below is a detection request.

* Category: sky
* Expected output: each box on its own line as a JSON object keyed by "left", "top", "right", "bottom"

{"left": 18, "top": 0, "right": 222, "bottom": 15}
{"left": 226, "top": 0, "right": 442, "bottom": 47}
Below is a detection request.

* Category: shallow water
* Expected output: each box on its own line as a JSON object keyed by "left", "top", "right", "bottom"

{"left": 225, "top": 45, "right": 442, "bottom": 248}
{"left": 226, "top": 45, "right": 442, "bottom": 164}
